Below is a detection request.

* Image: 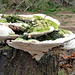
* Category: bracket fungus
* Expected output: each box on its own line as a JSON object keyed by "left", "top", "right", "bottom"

{"left": 0, "top": 14, "right": 75, "bottom": 60}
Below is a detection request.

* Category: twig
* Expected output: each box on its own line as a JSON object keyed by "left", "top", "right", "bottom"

{"left": 24, "top": 3, "right": 33, "bottom": 12}
{"left": 14, "top": 0, "right": 25, "bottom": 14}
{"left": 24, "top": 0, "right": 36, "bottom": 11}
{"left": 32, "top": 0, "right": 43, "bottom": 11}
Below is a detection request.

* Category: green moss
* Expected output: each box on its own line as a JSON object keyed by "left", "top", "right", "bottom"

{"left": 46, "top": 19, "right": 58, "bottom": 29}
{"left": 32, "top": 15, "right": 45, "bottom": 20}
{"left": 28, "top": 39, "right": 39, "bottom": 42}
{"left": 15, "top": 38, "right": 26, "bottom": 41}
{"left": 0, "top": 19, "right": 8, "bottom": 23}
{"left": 9, "top": 33, "right": 16, "bottom": 35}
{"left": 32, "top": 15, "right": 58, "bottom": 29}
{"left": 32, "top": 26, "right": 50, "bottom": 32}
{"left": 59, "top": 28, "right": 70, "bottom": 35}
{"left": 2, "top": 15, "right": 25, "bottom": 23}
{"left": 36, "top": 31, "right": 64, "bottom": 41}
{"left": 17, "top": 30, "right": 64, "bottom": 42}
{"left": 35, "top": 28, "right": 70, "bottom": 41}
{"left": 15, "top": 28, "right": 71, "bottom": 42}
{"left": 6, "top": 15, "right": 22, "bottom": 23}
{"left": 24, "top": 15, "right": 58, "bottom": 33}
{"left": 1, "top": 15, "right": 58, "bottom": 33}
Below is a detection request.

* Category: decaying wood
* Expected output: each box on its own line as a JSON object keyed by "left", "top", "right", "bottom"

{"left": 7, "top": 40, "right": 63, "bottom": 60}
{"left": 0, "top": 43, "right": 59, "bottom": 75}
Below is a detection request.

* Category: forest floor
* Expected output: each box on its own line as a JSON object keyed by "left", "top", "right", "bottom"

{"left": 54, "top": 11, "right": 75, "bottom": 75}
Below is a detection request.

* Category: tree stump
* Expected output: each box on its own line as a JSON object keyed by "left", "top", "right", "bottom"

{"left": 0, "top": 44, "right": 59, "bottom": 75}
{"left": 0, "top": 14, "right": 75, "bottom": 75}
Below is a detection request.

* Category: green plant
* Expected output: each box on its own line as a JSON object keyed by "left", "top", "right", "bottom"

{"left": 63, "top": 21, "right": 69, "bottom": 24}
{"left": 66, "top": 15, "right": 72, "bottom": 18}
{"left": 72, "top": 10, "right": 75, "bottom": 13}
{"left": 56, "top": 15, "right": 64, "bottom": 17}
{"left": 0, "top": 19, "right": 8, "bottom": 23}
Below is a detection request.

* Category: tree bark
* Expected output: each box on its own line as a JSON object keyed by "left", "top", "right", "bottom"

{"left": 0, "top": 43, "right": 59, "bottom": 75}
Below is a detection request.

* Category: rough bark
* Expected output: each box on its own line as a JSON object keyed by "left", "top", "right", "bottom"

{"left": 0, "top": 44, "right": 59, "bottom": 75}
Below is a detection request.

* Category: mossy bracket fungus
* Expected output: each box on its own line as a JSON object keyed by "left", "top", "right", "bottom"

{"left": 19, "top": 14, "right": 60, "bottom": 37}
{"left": 7, "top": 31, "right": 75, "bottom": 60}
{"left": 0, "top": 14, "right": 75, "bottom": 60}
{"left": 0, "top": 14, "right": 60, "bottom": 37}
{"left": 0, "top": 25, "right": 18, "bottom": 42}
